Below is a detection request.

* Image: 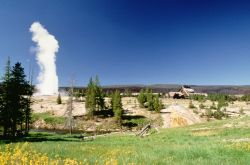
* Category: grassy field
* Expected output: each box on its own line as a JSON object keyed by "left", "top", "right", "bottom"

{"left": 32, "top": 112, "right": 65, "bottom": 125}
{"left": 0, "top": 116, "right": 250, "bottom": 164}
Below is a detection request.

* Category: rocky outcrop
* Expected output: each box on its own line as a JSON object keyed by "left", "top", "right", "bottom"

{"left": 161, "top": 105, "right": 202, "bottom": 128}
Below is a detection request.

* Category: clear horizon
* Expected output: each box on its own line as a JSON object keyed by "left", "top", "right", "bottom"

{"left": 1, "top": 0, "right": 250, "bottom": 86}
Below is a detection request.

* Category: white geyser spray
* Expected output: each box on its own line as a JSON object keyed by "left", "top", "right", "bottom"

{"left": 30, "top": 22, "right": 59, "bottom": 95}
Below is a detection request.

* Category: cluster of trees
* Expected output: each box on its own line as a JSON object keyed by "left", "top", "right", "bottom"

{"left": 189, "top": 94, "right": 230, "bottom": 120}
{"left": 207, "top": 94, "right": 250, "bottom": 102}
{"left": 190, "top": 94, "right": 238, "bottom": 103}
{"left": 190, "top": 94, "right": 231, "bottom": 110}
{"left": 195, "top": 100, "right": 228, "bottom": 120}
{"left": 203, "top": 108, "right": 228, "bottom": 120}
{"left": 207, "top": 94, "right": 236, "bottom": 102}
{"left": 189, "top": 94, "right": 206, "bottom": 102}
{"left": 206, "top": 94, "right": 230, "bottom": 112}
{"left": 137, "top": 89, "right": 163, "bottom": 112}
{"left": 0, "top": 59, "right": 33, "bottom": 137}
{"left": 85, "top": 76, "right": 123, "bottom": 124}
{"left": 240, "top": 94, "right": 250, "bottom": 101}
{"left": 85, "top": 76, "right": 105, "bottom": 118}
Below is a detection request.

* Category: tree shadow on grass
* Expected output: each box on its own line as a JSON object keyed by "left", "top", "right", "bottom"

{"left": 0, "top": 132, "right": 84, "bottom": 144}
{"left": 122, "top": 115, "right": 147, "bottom": 128}
{"left": 93, "top": 109, "right": 114, "bottom": 118}
{"left": 122, "top": 115, "right": 146, "bottom": 120}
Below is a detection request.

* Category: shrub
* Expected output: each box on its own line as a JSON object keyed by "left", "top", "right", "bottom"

{"left": 193, "top": 109, "right": 199, "bottom": 114}
{"left": 217, "top": 99, "right": 228, "bottom": 110}
{"left": 213, "top": 110, "right": 224, "bottom": 119}
{"left": 205, "top": 108, "right": 213, "bottom": 118}
{"left": 189, "top": 101, "right": 196, "bottom": 109}
{"left": 241, "top": 94, "right": 250, "bottom": 101}
{"left": 199, "top": 103, "right": 205, "bottom": 109}
{"left": 190, "top": 94, "right": 206, "bottom": 102}
{"left": 137, "top": 89, "right": 147, "bottom": 107}
{"left": 239, "top": 108, "right": 244, "bottom": 115}
{"left": 210, "top": 102, "right": 217, "bottom": 110}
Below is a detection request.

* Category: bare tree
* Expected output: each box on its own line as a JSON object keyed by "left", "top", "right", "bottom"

{"left": 65, "top": 77, "right": 75, "bottom": 134}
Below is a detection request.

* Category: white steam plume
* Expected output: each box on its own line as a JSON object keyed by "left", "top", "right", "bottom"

{"left": 30, "top": 22, "right": 59, "bottom": 95}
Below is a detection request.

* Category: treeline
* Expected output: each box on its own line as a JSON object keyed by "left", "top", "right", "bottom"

{"left": 189, "top": 94, "right": 250, "bottom": 102}
{"left": 207, "top": 94, "right": 237, "bottom": 102}
{"left": 0, "top": 58, "right": 33, "bottom": 137}
{"left": 137, "top": 89, "right": 164, "bottom": 112}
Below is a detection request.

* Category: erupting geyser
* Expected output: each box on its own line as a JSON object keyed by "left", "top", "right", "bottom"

{"left": 30, "top": 22, "right": 59, "bottom": 95}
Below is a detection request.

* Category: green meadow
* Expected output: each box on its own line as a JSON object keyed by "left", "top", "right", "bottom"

{"left": 1, "top": 116, "right": 250, "bottom": 165}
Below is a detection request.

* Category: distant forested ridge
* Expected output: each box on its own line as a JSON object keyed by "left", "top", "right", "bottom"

{"left": 60, "top": 84, "right": 250, "bottom": 95}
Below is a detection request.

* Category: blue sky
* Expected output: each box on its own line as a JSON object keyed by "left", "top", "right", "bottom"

{"left": 0, "top": 0, "right": 250, "bottom": 86}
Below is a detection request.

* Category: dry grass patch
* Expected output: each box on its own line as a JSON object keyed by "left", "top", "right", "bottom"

{"left": 226, "top": 141, "right": 250, "bottom": 151}
{"left": 191, "top": 130, "right": 217, "bottom": 137}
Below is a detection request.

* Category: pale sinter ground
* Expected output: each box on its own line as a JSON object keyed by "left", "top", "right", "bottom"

{"left": 31, "top": 95, "right": 250, "bottom": 128}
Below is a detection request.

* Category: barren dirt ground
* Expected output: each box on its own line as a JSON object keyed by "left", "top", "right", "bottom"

{"left": 31, "top": 96, "right": 86, "bottom": 117}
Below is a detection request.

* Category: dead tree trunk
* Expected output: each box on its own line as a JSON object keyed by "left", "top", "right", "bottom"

{"left": 137, "top": 124, "right": 151, "bottom": 137}
{"left": 65, "top": 78, "right": 74, "bottom": 135}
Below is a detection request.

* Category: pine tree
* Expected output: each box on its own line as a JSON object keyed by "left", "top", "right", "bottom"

{"left": 10, "top": 63, "right": 33, "bottom": 136}
{"left": 85, "top": 76, "right": 105, "bottom": 119}
{"left": 138, "top": 89, "right": 146, "bottom": 107}
{"left": 111, "top": 90, "right": 122, "bottom": 124}
{"left": 146, "top": 89, "right": 154, "bottom": 111}
{"left": 0, "top": 85, "right": 3, "bottom": 119}
{"left": 0, "top": 57, "right": 12, "bottom": 136}
{"left": 0, "top": 61, "right": 33, "bottom": 137}
{"left": 57, "top": 93, "right": 62, "bottom": 104}
{"left": 95, "top": 76, "right": 105, "bottom": 111}
{"left": 85, "top": 78, "right": 96, "bottom": 118}
{"left": 153, "top": 95, "right": 163, "bottom": 112}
